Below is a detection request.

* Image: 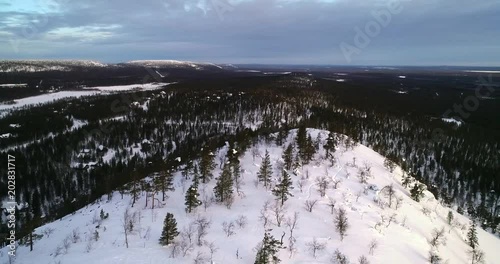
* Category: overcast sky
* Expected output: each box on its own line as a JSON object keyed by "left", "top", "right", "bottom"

{"left": 0, "top": 0, "right": 499, "bottom": 65}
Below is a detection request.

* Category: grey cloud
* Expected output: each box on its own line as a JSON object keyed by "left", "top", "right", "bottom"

{"left": 0, "top": 0, "right": 499, "bottom": 65}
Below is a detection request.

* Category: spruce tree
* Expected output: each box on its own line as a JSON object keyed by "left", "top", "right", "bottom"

{"left": 402, "top": 171, "right": 413, "bottom": 189}
{"left": 254, "top": 232, "right": 282, "bottom": 264}
{"left": 159, "top": 213, "right": 179, "bottom": 246}
{"left": 282, "top": 144, "right": 294, "bottom": 171}
{"left": 467, "top": 220, "right": 479, "bottom": 250}
{"left": 447, "top": 211, "right": 454, "bottom": 225}
{"left": 272, "top": 170, "right": 293, "bottom": 206}
{"left": 182, "top": 160, "right": 193, "bottom": 180}
{"left": 410, "top": 183, "right": 426, "bottom": 202}
{"left": 324, "top": 131, "right": 337, "bottom": 165}
{"left": 185, "top": 177, "right": 201, "bottom": 213}
{"left": 258, "top": 150, "right": 273, "bottom": 189}
{"left": 213, "top": 162, "right": 234, "bottom": 203}
{"left": 200, "top": 148, "right": 216, "bottom": 183}
{"left": 155, "top": 169, "right": 174, "bottom": 202}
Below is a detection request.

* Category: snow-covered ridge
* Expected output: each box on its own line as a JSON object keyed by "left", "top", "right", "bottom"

{"left": 0, "top": 60, "right": 108, "bottom": 72}
{"left": 3, "top": 129, "right": 498, "bottom": 264}
{"left": 125, "top": 60, "right": 223, "bottom": 70}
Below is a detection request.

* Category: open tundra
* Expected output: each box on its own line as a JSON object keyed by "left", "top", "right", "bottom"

{"left": 2, "top": 129, "right": 499, "bottom": 264}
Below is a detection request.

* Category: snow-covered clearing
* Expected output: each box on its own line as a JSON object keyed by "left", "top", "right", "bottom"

{"left": 0, "top": 83, "right": 171, "bottom": 115}
{"left": 2, "top": 129, "right": 498, "bottom": 264}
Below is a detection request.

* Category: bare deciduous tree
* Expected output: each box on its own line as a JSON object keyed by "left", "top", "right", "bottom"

{"left": 235, "top": 215, "right": 248, "bottom": 229}
{"left": 386, "top": 213, "right": 397, "bottom": 228}
{"left": 285, "top": 211, "right": 300, "bottom": 238}
{"left": 368, "top": 239, "right": 378, "bottom": 255}
{"left": 271, "top": 200, "right": 286, "bottom": 227}
{"left": 222, "top": 221, "right": 236, "bottom": 237}
{"left": 395, "top": 196, "right": 404, "bottom": 210}
{"left": 207, "top": 241, "right": 218, "bottom": 263}
{"left": 332, "top": 179, "right": 342, "bottom": 189}
{"left": 305, "top": 199, "right": 319, "bottom": 212}
{"left": 122, "top": 208, "right": 132, "bottom": 248}
{"left": 195, "top": 215, "right": 211, "bottom": 246}
{"left": 259, "top": 200, "right": 271, "bottom": 228}
{"left": 193, "top": 251, "right": 207, "bottom": 264}
{"left": 306, "top": 237, "right": 326, "bottom": 258}
{"left": 429, "top": 227, "right": 447, "bottom": 248}
{"left": 327, "top": 197, "right": 336, "bottom": 214}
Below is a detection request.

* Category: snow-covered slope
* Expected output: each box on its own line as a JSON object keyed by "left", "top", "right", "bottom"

{"left": 0, "top": 60, "right": 108, "bottom": 72}
{"left": 2, "top": 129, "right": 498, "bottom": 264}
{"left": 125, "top": 60, "right": 223, "bottom": 70}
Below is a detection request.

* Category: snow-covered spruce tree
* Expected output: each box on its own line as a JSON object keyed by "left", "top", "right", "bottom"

{"left": 334, "top": 207, "right": 349, "bottom": 241}
{"left": 428, "top": 249, "right": 442, "bottom": 264}
{"left": 303, "top": 134, "right": 316, "bottom": 164}
{"left": 466, "top": 220, "right": 486, "bottom": 264}
{"left": 401, "top": 171, "right": 414, "bottom": 189}
{"left": 282, "top": 144, "right": 294, "bottom": 171}
{"left": 383, "top": 158, "right": 396, "bottom": 173}
{"left": 410, "top": 183, "right": 426, "bottom": 202}
{"left": 272, "top": 170, "right": 293, "bottom": 206}
{"left": 200, "top": 148, "right": 216, "bottom": 183}
{"left": 258, "top": 150, "right": 273, "bottom": 189}
{"left": 159, "top": 213, "right": 179, "bottom": 246}
{"left": 185, "top": 179, "right": 202, "bottom": 213}
{"left": 254, "top": 232, "right": 282, "bottom": 264}
{"left": 213, "top": 162, "right": 234, "bottom": 204}
{"left": 324, "top": 130, "right": 337, "bottom": 166}
{"left": 447, "top": 211, "right": 454, "bottom": 225}
{"left": 467, "top": 220, "right": 479, "bottom": 250}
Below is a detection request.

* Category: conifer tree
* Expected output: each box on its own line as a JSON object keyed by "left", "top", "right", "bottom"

{"left": 213, "top": 162, "right": 234, "bottom": 203}
{"left": 410, "top": 183, "right": 426, "bottom": 202}
{"left": 324, "top": 131, "right": 337, "bottom": 165}
{"left": 182, "top": 160, "right": 193, "bottom": 180}
{"left": 272, "top": 170, "right": 293, "bottom": 206}
{"left": 200, "top": 148, "right": 216, "bottom": 183}
{"left": 282, "top": 144, "right": 294, "bottom": 171}
{"left": 258, "top": 150, "right": 273, "bottom": 189}
{"left": 467, "top": 220, "right": 479, "bottom": 250}
{"left": 155, "top": 169, "right": 174, "bottom": 202}
{"left": 447, "top": 211, "right": 454, "bottom": 225}
{"left": 254, "top": 232, "right": 282, "bottom": 264}
{"left": 402, "top": 171, "right": 413, "bottom": 189}
{"left": 159, "top": 213, "right": 179, "bottom": 246}
{"left": 185, "top": 176, "right": 201, "bottom": 213}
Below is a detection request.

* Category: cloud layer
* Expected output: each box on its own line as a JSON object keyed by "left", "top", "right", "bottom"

{"left": 0, "top": 0, "right": 499, "bottom": 65}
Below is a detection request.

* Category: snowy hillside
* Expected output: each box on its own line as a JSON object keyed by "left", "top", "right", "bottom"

{"left": 2, "top": 129, "right": 498, "bottom": 264}
{"left": 125, "top": 60, "right": 223, "bottom": 70}
{"left": 0, "top": 60, "right": 107, "bottom": 72}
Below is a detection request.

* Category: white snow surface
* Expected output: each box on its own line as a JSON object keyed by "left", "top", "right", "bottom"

{"left": 0, "top": 83, "right": 171, "bottom": 114}
{"left": 3, "top": 129, "right": 499, "bottom": 264}
{"left": 442, "top": 117, "right": 463, "bottom": 126}
{"left": 126, "top": 60, "right": 222, "bottom": 69}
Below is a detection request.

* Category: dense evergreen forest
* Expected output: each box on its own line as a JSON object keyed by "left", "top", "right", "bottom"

{"left": 1, "top": 70, "right": 499, "bottom": 244}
